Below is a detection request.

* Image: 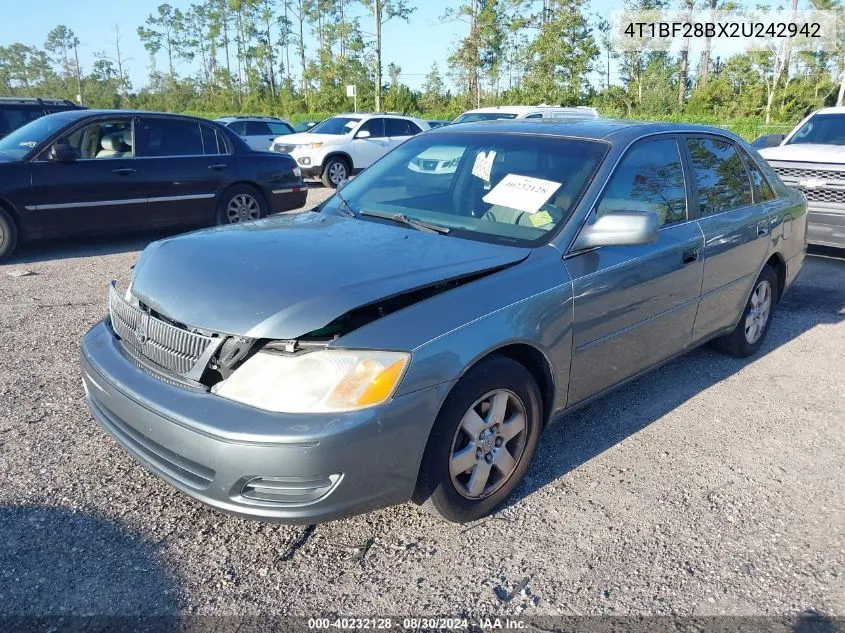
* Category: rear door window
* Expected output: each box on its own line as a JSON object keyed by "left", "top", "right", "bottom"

{"left": 201, "top": 124, "right": 228, "bottom": 155}
{"left": 385, "top": 118, "right": 420, "bottom": 137}
{"left": 245, "top": 121, "right": 272, "bottom": 136}
{"left": 741, "top": 153, "right": 776, "bottom": 203}
{"left": 137, "top": 118, "right": 204, "bottom": 157}
{"left": 685, "top": 137, "right": 753, "bottom": 216}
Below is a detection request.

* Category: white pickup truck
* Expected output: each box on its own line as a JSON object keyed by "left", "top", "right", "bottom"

{"left": 756, "top": 106, "right": 845, "bottom": 249}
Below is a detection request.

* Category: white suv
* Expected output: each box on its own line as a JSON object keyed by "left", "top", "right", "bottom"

{"left": 270, "top": 113, "right": 429, "bottom": 187}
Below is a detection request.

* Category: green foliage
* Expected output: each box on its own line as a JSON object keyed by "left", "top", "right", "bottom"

{"left": 0, "top": 0, "right": 839, "bottom": 142}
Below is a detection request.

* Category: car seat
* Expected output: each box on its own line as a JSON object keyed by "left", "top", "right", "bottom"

{"left": 96, "top": 131, "right": 132, "bottom": 159}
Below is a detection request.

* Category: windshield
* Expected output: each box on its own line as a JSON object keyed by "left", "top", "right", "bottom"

{"left": 0, "top": 114, "right": 69, "bottom": 159}
{"left": 453, "top": 112, "right": 519, "bottom": 124}
{"left": 309, "top": 117, "right": 361, "bottom": 135}
{"left": 323, "top": 132, "right": 608, "bottom": 247}
{"left": 786, "top": 113, "right": 845, "bottom": 146}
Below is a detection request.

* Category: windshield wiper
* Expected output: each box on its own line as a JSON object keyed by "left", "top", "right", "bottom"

{"left": 333, "top": 190, "right": 357, "bottom": 218}
{"left": 360, "top": 209, "right": 450, "bottom": 234}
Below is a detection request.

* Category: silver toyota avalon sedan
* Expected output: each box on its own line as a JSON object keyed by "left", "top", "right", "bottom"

{"left": 80, "top": 119, "right": 807, "bottom": 524}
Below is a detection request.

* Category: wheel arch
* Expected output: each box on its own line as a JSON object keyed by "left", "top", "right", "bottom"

{"left": 449, "top": 342, "right": 556, "bottom": 428}
{"left": 765, "top": 251, "right": 787, "bottom": 302}
{"left": 0, "top": 195, "right": 22, "bottom": 232}
{"left": 321, "top": 151, "right": 353, "bottom": 173}
{"left": 218, "top": 181, "right": 270, "bottom": 213}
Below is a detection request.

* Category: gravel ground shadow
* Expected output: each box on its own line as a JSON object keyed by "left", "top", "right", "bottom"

{"left": 2, "top": 231, "right": 178, "bottom": 266}
{"left": 507, "top": 252, "right": 845, "bottom": 509}
{"left": 0, "top": 506, "right": 179, "bottom": 617}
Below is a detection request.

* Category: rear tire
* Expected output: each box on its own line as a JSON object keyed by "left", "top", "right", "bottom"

{"left": 321, "top": 157, "right": 349, "bottom": 188}
{"left": 414, "top": 355, "right": 543, "bottom": 523}
{"left": 216, "top": 184, "right": 267, "bottom": 225}
{"left": 0, "top": 206, "right": 18, "bottom": 262}
{"left": 711, "top": 265, "right": 778, "bottom": 358}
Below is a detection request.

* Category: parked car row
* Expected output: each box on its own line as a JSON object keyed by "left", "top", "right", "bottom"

{"left": 268, "top": 106, "right": 601, "bottom": 188}
{"left": 79, "top": 117, "right": 807, "bottom": 525}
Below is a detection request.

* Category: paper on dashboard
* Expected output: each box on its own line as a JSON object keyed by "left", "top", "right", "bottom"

{"left": 482, "top": 174, "right": 562, "bottom": 213}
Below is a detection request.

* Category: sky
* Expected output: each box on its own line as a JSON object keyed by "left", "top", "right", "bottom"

{"left": 0, "top": 0, "right": 797, "bottom": 95}
{"left": 0, "top": 0, "right": 619, "bottom": 93}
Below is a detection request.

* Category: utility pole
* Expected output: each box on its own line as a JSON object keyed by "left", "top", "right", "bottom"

{"left": 73, "top": 40, "right": 83, "bottom": 104}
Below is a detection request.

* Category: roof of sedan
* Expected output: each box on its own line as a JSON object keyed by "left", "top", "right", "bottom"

{"left": 431, "top": 118, "right": 741, "bottom": 143}
{"left": 44, "top": 109, "right": 223, "bottom": 123}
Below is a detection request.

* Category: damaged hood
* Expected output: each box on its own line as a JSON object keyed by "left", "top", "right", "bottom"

{"left": 130, "top": 213, "right": 530, "bottom": 340}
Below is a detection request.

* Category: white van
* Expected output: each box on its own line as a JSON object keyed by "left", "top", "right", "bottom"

{"left": 452, "top": 105, "right": 599, "bottom": 124}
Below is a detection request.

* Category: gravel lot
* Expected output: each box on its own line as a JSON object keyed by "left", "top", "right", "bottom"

{"left": 0, "top": 186, "right": 842, "bottom": 619}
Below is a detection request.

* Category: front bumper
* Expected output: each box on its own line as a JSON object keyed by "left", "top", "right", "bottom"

{"left": 269, "top": 185, "right": 308, "bottom": 213}
{"left": 299, "top": 165, "right": 323, "bottom": 179}
{"left": 807, "top": 205, "right": 845, "bottom": 249}
{"left": 80, "top": 320, "right": 450, "bottom": 523}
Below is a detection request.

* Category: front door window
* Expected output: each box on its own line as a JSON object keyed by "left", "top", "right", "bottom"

{"left": 64, "top": 119, "right": 134, "bottom": 160}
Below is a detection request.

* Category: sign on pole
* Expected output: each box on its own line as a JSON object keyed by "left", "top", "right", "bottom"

{"left": 346, "top": 84, "right": 357, "bottom": 112}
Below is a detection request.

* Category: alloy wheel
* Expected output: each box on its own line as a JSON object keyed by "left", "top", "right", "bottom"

{"left": 449, "top": 389, "right": 528, "bottom": 500}
{"left": 226, "top": 194, "right": 261, "bottom": 223}
{"left": 328, "top": 161, "right": 347, "bottom": 185}
{"left": 744, "top": 279, "right": 772, "bottom": 344}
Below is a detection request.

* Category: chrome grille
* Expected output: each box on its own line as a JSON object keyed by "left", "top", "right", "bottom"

{"left": 108, "top": 282, "right": 215, "bottom": 376}
{"left": 773, "top": 166, "right": 845, "bottom": 181}
{"left": 275, "top": 144, "right": 296, "bottom": 154}
{"left": 801, "top": 188, "right": 845, "bottom": 204}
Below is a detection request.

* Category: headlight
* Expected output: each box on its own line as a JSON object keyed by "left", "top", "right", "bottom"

{"left": 308, "top": 142, "right": 323, "bottom": 149}
{"left": 212, "top": 349, "right": 410, "bottom": 413}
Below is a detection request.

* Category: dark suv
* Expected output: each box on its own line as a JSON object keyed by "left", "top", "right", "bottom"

{"left": 0, "top": 97, "right": 84, "bottom": 140}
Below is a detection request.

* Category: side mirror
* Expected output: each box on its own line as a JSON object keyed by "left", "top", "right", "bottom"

{"left": 355, "top": 130, "right": 371, "bottom": 139}
{"left": 751, "top": 133, "right": 785, "bottom": 149}
{"left": 572, "top": 210, "right": 660, "bottom": 251}
{"left": 48, "top": 142, "right": 78, "bottom": 162}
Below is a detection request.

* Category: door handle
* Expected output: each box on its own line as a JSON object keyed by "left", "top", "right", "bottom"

{"left": 208, "top": 163, "right": 228, "bottom": 170}
{"left": 112, "top": 168, "right": 136, "bottom": 175}
{"left": 682, "top": 248, "right": 700, "bottom": 265}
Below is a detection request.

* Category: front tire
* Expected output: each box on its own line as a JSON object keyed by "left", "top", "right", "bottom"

{"left": 0, "top": 206, "right": 19, "bottom": 262}
{"left": 321, "top": 157, "right": 349, "bottom": 188}
{"left": 712, "top": 265, "right": 778, "bottom": 358}
{"left": 414, "top": 355, "right": 543, "bottom": 523}
{"left": 216, "top": 184, "right": 266, "bottom": 225}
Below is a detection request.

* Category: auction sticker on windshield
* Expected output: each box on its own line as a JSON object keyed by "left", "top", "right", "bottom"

{"left": 482, "top": 174, "right": 561, "bottom": 213}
